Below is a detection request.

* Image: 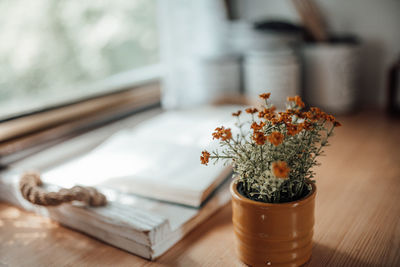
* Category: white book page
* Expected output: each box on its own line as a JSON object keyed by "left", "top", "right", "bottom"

{"left": 42, "top": 106, "right": 240, "bottom": 204}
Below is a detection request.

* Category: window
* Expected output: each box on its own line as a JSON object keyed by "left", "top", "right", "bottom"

{"left": 0, "top": 0, "right": 159, "bottom": 120}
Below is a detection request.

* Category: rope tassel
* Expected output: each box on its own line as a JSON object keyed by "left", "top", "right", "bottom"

{"left": 19, "top": 171, "right": 107, "bottom": 207}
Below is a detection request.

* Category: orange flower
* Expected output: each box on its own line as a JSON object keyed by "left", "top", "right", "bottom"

{"left": 294, "top": 96, "right": 305, "bottom": 108}
{"left": 326, "top": 114, "right": 335, "bottom": 122}
{"left": 287, "top": 96, "right": 305, "bottom": 108}
{"left": 268, "top": 132, "right": 284, "bottom": 146}
{"left": 232, "top": 110, "right": 242, "bottom": 117}
{"left": 258, "top": 106, "right": 276, "bottom": 120}
{"left": 286, "top": 124, "right": 303, "bottom": 136}
{"left": 259, "top": 93, "right": 271, "bottom": 100}
{"left": 251, "top": 121, "right": 266, "bottom": 131}
{"left": 310, "top": 107, "right": 321, "bottom": 114}
{"left": 301, "top": 121, "right": 313, "bottom": 130}
{"left": 271, "top": 117, "right": 280, "bottom": 125}
{"left": 305, "top": 107, "right": 340, "bottom": 127}
{"left": 212, "top": 127, "right": 223, "bottom": 139}
{"left": 277, "top": 112, "right": 292, "bottom": 125}
{"left": 252, "top": 131, "right": 266, "bottom": 145}
{"left": 212, "top": 126, "right": 232, "bottom": 141}
{"left": 223, "top": 129, "right": 232, "bottom": 141}
{"left": 272, "top": 161, "right": 290, "bottom": 178}
{"left": 200, "top": 151, "right": 210, "bottom": 165}
{"left": 245, "top": 107, "right": 258, "bottom": 114}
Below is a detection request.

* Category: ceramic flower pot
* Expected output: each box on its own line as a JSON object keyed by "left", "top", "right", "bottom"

{"left": 230, "top": 180, "right": 316, "bottom": 267}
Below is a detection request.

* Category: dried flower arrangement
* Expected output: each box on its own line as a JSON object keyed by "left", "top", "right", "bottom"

{"left": 201, "top": 93, "right": 341, "bottom": 203}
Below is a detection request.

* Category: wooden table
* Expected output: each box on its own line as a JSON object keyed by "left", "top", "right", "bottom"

{"left": 1, "top": 111, "right": 400, "bottom": 266}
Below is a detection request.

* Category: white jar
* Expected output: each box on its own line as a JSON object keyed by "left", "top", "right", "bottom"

{"left": 244, "top": 48, "right": 300, "bottom": 109}
{"left": 181, "top": 55, "right": 241, "bottom": 107}
{"left": 302, "top": 43, "right": 361, "bottom": 114}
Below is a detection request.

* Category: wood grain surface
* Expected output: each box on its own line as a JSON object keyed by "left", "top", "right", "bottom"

{"left": 1, "top": 111, "right": 400, "bottom": 267}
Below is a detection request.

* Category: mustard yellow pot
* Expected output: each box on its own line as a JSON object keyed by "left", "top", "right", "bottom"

{"left": 230, "top": 180, "right": 316, "bottom": 267}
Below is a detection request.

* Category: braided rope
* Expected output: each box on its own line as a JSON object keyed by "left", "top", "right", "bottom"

{"left": 19, "top": 171, "right": 107, "bottom": 207}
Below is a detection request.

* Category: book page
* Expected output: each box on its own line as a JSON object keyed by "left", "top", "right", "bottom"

{"left": 42, "top": 106, "right": 239, "bottom": 205}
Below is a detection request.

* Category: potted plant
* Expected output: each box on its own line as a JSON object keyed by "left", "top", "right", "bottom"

{"left": 200, "top": 93, "right": 340, "bottom": 266}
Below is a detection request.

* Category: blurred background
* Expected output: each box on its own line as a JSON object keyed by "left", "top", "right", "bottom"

{"left": 1, "top": 0, "right": 399, "bottom": 116}
{"left": 159, "top": 0, "right": 400, "bottom": 112}
{"left": 0, "top": 0, "right": 399, "bottom": 165}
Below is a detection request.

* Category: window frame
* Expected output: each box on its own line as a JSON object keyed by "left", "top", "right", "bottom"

{"left": 0, "top": 64, "right": 162, "bottom": 122}
{"left": 0, "top": 80, "right": 162, "bottom": 167}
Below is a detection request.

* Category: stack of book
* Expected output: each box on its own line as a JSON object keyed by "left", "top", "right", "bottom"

{"left": 0, "top": 106, "right": 239, "bottom": 260}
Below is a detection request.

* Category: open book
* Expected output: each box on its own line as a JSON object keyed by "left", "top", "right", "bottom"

{"left": 41, "top": 106, "right": 237, "bottom": 207}
{"left": 0, "top": 106, "right": 241, "bottom": 259}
